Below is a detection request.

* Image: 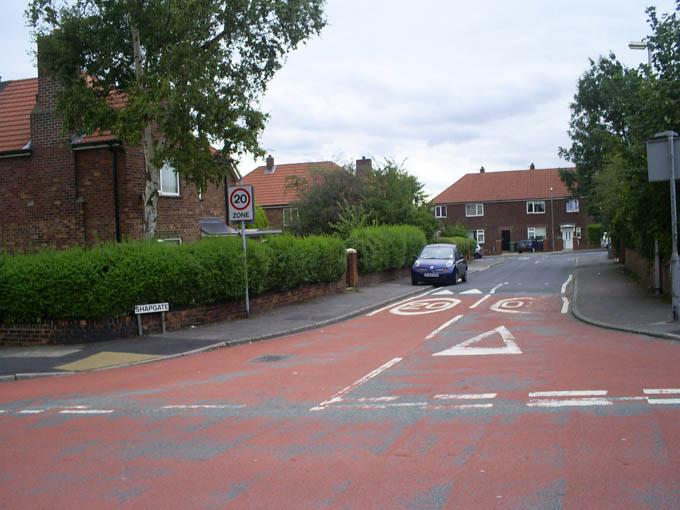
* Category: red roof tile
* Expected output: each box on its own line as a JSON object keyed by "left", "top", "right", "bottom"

{"left": 241, "top": 161, "right": 343, "bottom": 206}
{"left": 433, "top": 167, "right": 575, "bottom": 204}
{"left": 0, "top": 78, "right": 38, "bottom": 153}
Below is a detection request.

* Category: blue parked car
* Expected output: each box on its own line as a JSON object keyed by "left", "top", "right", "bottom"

{"left": 411, "top": 243, "right": 468, "bottom": 286}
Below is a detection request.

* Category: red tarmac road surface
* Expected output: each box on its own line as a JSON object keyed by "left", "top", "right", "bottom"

{"left": 2, "top": 288, "right": 680, "bottom": 508}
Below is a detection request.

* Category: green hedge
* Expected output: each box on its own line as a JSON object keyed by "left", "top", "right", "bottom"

{"left": 346, "top": 225, "right": 426, "bottom": 273}
{"left": 0, "top": 235, "right": 345, "bottom": 324}
{"left": 437, "top": 236, "right": 477, "bottom": 258}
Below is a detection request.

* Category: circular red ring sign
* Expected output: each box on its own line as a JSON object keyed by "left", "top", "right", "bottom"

{"left": 229, "top": 188, "right": 251, "bottom": 211}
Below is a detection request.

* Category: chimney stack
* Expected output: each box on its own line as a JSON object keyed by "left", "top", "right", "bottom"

{"left": 479, "top": 166, "right": 485, "bottom": 174}
{"left": 529, "top": 162, "right": 535, "bottom": 170}
{"left": 356, "top": 156, "right": 372, "bottom": 176}
{"left": 265, "top": 154, "right": 275, "bottom": 173}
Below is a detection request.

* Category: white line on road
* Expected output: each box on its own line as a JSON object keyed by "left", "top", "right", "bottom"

{"left": 643, "top": 388, "right": 680, "bottom": 395}
{"left": 425, "top": 314, "right": 464, "bottom": 340}
{"left": 431, "top": 403, "right": 494, "bottom": 410}
{"left": 561, "top": 274, "right": 573, "bottom": 294}
{"left": 161, "top": 404, "right": 245, "bottom": 410}
{"left": 527, "top": 398, "right": 612, "bottom": 408}
{"left": 366, "top": 288, "right": 438, "bottom": 317}
{"left": 535, "top": 259, "right": 542, "bottom": 264}
{"left": 433, "top": 393, "right": 497, "bottom": 400}
{"left": 59, "top": 409, "right": 114, "bottom": 414}
{"left": 0, "top": 410, "right": 6, "bottom": 414}
{"left": 18, "top": 409, "right": 44, "bottom": 414}
{"left": 647, "top": 398, "right": 680, "bottom": 405}
{"left": 469, "top": 294, "right": 491, "bottom": 309}
{"left": 310, "top": 357, "right": 403, "bottom": 411}
{"left": 490, "top": 282, "right": 509, "bottom": 295}
{"left": 561, "top": 297, "right": 570, "bottom": 314}
{"left": 355, "top": 396, "right": 399, "bottom": 403}
{"left": 528, "top": 390, "right": 608, "bottom": 397}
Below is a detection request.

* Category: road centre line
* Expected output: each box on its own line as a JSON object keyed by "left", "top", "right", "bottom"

{"left": 561, "top": 274, "right": 573, "bottom": 294}
{"left": 425, "top": 314, "right": 464, "bottom": 340}
{"left": 529, "top": 390, "right": 608, "bottom": 397}
{"left": 366, "top": 288, "right": 438, "bottom": 316}
{"left": 490, "top": 282, "right": 508, "bottom": 295}
{"left": 647, "top": 398, "right": 680, "bottom": 405}
{"left": 162, "top": 404, "right": 245, "bottom": 410}
{"left": 434, "top": 393, "right": 497, "bottom": 400}
{"left": 527, "top": 398, "right": 612, "bottom": 408}
{"left": 643, "top": 388, "right": 680, "bottom": 394}
{"left": 561, "top": 297, "right": 570, "bottom": 314}
{"left": 469, "top": 294, "right": 491, "bottom": 309}
{"left": 59, "top": 409, "right": 114, "bottom": 414}
{"left": 18, "top": 409, "right": 44, "bottom": 414}
{"left": 310, "top": 357, "right": 403, "bottom": 411}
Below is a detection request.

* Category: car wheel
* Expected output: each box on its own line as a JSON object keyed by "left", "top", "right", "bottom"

{"left": 462, "top": 271, "right": 467, "bottom": 283}
{"left": 451, "top": 271, "right": 458, "bottom": 285}
{"left": 411, "top": 276, "right": 418, "bottom": 286}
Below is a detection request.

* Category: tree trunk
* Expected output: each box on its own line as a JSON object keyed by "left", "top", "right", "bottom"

{"left": 132, "top": 24, "right": 159, "bottom": 240}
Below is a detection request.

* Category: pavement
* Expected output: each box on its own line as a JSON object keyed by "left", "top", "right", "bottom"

{"left": 3, "top": 250, "right": 679, "bottom": 380}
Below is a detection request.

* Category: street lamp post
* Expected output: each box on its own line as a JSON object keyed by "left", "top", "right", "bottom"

{"left": 549, "top": 186, "right": 555, "bottom": 252}
{"left": 628, "top": 40, "right": 652, "bottom": 66}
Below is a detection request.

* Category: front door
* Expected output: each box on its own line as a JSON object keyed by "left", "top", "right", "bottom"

{"left": 501, "top": 230, "right": 511, "bottom": 251}
{"left": 561, "top": 226, "right": 574, "bottom": 251}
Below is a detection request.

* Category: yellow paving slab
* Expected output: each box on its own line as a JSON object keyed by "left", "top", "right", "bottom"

{"left": 56, "top": 351, "right": 160, "bottom": 372}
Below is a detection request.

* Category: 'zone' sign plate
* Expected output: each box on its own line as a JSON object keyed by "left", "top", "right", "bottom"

{"left": 228, "top": 185, "right": 255, "bottom": 222}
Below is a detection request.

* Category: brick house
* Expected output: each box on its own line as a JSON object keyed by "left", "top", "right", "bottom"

{"left": 241, "top": 155, "right": 344, "bottom": 228}
{"left": 432, "top": 165, "right": 592, "bottom": 253}
{"left": 0, "top": 66, "right": 238, "bottom": 253}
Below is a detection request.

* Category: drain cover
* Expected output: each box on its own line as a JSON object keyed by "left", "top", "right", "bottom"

{"left": 251, "top": 354, "right": 289, "bottom": 363}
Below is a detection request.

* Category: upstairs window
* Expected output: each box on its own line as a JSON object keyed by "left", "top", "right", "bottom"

{"left": 566, "top": 199, "right": 580, "bottom": 213}
{"left": 526, "top": 200, "right": 545, "bottom": 214}
{"left": 159, "top": 163, "right": 180, "bottom": 196}
{"left": 283, "top": 207, "right": 299, "bottom": 228}
{"left": 434, "top": 205, "right": 447, "bottom": 218}
{"left": 465, "top": 203, "right": 484, "bottom": 217}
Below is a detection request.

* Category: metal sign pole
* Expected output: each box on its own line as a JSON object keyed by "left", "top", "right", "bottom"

{"left": 669, "top": 132, "right": 680, "bottom": 320}
{"left": 241, "top": 220, "right": 250, "bottom": 318}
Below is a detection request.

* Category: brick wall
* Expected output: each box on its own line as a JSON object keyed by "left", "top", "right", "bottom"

{"left": 438, "top": 198, "right": 592, "bottom": 253}
{"left": 263, "top": 206, "right": 284, "bottom": 229}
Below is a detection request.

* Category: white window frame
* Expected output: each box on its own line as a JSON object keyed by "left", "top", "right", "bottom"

{"left": 434, "top": 205, "right": 447, "bottom": 218}
{"left": 475, "top": 229, "right": 485, "bottom": 244}
{"left": 527, "top": 226, "right": 547, "bottom": 240}
{"left": 465, "top": 203, "right": 484, "bottom": 217}
{"left": 283, "top": 207, "right": 299, "bottom": 228}
{"left": 159, "top": 162, "right": 180, "bottom": 197}
{"left": 526, "top": 200, "right": 545, "bottom": 214}
{"left": 575, "top": 226, "right": 582, "bottom": 239}
{"left": 566, "top": 199, "right": 580, "bottom": 213}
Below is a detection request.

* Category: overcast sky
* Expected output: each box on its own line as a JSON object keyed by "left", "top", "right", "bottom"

{"left": 1, "top": 1, "right": 676, "bottom": 197}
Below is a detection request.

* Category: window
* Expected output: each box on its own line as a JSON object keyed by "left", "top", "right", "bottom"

{"left": 575, "top": 226, "right": 582, "bottom": 239}
{"left": 526, "top": 201, "right": 545, "bottom": 214}
{"left": 160, "top": 163, "right": 180, "bottom": 196}
{"left": 283, "top": 207, "right": 299, "bottom": 228}
{"left": 465, "top": 203, "right": 484, "bottom": 217}
{"left": 475, "top": 229, "right": 485, "bottom": 244}
{"left": 566, "top": 199, "right": 580, "bottom": 213}
{"left": 527, "top": 226, "right": 546, "bottom": 240}
{"left": 434, "top": 205, "right": 447, "bottom": 218}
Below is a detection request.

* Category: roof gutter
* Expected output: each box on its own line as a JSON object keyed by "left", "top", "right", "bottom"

{"left": 0, "top": 149, "right": 31, "bottom": 159}
{"left": 72, "top": 141, "right": 121, "bottom": 151}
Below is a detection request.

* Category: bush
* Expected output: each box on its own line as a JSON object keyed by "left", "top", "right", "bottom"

{"left": 0, "top": 235, "right": 345, "bottom": 324}
{"left": 346, "top": 225, "right": 426, "bottom": 273}
{"left": 587, "top": 223, "right": 604, "bottom": 245}
{"left": 441, "top": 223, "right": 469, "bottom": 238}
{"left": 437, "top": 236, "right": 477, "bottom": 258}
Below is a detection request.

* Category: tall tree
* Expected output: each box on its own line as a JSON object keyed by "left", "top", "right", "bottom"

{"left": 27, "top": 0, "right": 326, "bottom": 239}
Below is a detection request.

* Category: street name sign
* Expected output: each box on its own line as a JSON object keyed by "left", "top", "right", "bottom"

{"left": 134, "top": 303, "right": 169, "bottom": 314}
{"left": 647, "top": 135, "right": 680, "bottom": 182}
{"left": 227, "top": 185, "right": 255, "bottom": 222}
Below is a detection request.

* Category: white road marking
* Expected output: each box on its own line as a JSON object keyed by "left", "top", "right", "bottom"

{"left": 527, "top": 398, "right": 612, "bottom": 408}
{"left": 561, "top": 274, "right": 573, "bottom": 294}
{"left": 535, "top": 259, "right": 542, "bottom": 264}
{"left": 0, "top": 410, "right": 5, "bottom": 414}
{"left": 161, "top": 404, "right": 245, "bottom": 410}
{"left": 490, "top": 297, "right": 534, "bottom": 314}
{"left": 336, "top": 402, "right": 494, "bottom": 411}
{"left": 459, "top": 289, "right": 483, "bottom": 295}
{"left": 18, "top": 409, "right": 44, "bottom": 414}
{"left": 643, "top": 388, "right": 680, "bottom": 394}
{"left": 490, "top": 282, "right": 508, "bottom": 294}
{"left": 433, "top": 326, "right": 521, "bottom": 356}
{"left": 355, "top": 396, "right": 399, "bottom": 403}
{"left": 432, "top": 289, "right": 455, "bottom": 295}
{"left": 612, "top": 396, "right": 648, "bottom": 401}
{"left": 647, "top": 398, "right": 680, "bottom": 405}
{"left": 561, "top": 297, "right": 570, "bottom": 314}
{"left": 433, "top": 393, "right": 497, "bottom": 400}
{"left": 469, "top": 294, "right": 491, "bottom": 309}
{"left": 431, "top": 403, "right": 494, "bottom": 410}
{"left": 425, "top": 314, "right": 464, "bottom": 340}
{"left": 59, "top": 409, "right": 114, "bottom": 414}
{"left": 389, "top": 298, "right": 461, "bottom": 316}
{"left": 310, "top": 357, "right": 403, "bottom": 411}
{"left": 366, "top": 288, "right": 438, "bottom": 316}
{"left": 529, "top": 390, "right": 608, "bottom": 397}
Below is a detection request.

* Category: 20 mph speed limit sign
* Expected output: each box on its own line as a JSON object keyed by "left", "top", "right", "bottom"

{"left": 227, "top": 185, "right": 255, "bottom": 222}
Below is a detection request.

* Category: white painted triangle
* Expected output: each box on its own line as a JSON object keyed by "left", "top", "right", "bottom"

{"left": 432, "top": 326, "right": 521, "bottom": 356}
{"left": 459, "top": 289, "right": 483, "bottom": 295}
{"left": 432, "top": 289, "right": 455, "bottom": 295}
